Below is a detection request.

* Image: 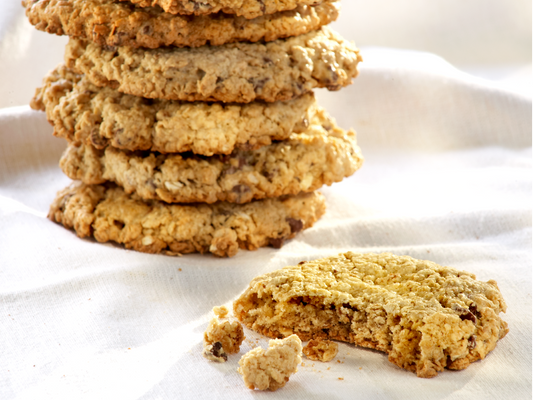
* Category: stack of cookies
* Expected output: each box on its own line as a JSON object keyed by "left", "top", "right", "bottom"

{"left": 25, "top": 0, "right": 364, "bottom": 257}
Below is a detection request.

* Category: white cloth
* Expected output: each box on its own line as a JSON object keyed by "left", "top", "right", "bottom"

{"left": 0, "top": 6, "right": 531, "bottom": 400}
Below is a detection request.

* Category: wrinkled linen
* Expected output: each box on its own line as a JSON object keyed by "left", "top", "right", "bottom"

{"left": 0, "top": 6, "right": 531, "bottom": 400}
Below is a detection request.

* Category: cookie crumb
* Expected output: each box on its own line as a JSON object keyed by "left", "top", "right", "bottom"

{"left": 303, "top": 339, "right": 338, "bottom": 362}
{"left": 204, "top": 318, "right": 245, "bottom": 358}
{"left": 213, "top": 306, "right": 229, "bottom": 319}
{"left": 238, "top": 334, "right": 302, "bottom": 391}
{"left": 338, "top": 377, "right": 344, "bottom": 381}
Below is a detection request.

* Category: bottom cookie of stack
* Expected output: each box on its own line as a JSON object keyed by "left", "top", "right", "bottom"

{"left": 49, "top": 182, "right": 326, "bottom": 257}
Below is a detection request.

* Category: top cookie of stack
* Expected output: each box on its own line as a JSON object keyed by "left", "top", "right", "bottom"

{"left": 26, "top": 0, "right": 364, "bottom": 257}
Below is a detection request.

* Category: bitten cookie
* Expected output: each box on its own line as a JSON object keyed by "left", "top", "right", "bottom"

{"left": 238, "top": 335, "right": 302, "bottom": 391}
{"left": 32, "top": 65, "right": 318, "bottom": 156}
{"left": 233, "top": 252, "right": 509, "bottom": 378}
{"left": 116, "top": 0, "right": 326, "bottom": 19}
{"left": 24, "top": 0, "right": 339, "bottom": 48}
{"left": 48, "top": 182, "right": 326, "bottom": 257}
{"left": 64, "top": 27, "right": 362, "bottom": 103}
{"left": 58, "top": 111, "right": 363, "bottom": 204}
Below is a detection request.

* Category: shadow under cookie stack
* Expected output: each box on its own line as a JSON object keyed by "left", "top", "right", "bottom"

{"left": 25, "top": 0, "right": 363, "bottom": 257}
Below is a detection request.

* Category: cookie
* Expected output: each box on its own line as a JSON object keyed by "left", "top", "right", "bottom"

{"left": 32, "top": 65, "right": 318, "bottom": 156}
{"left": 58, "top": 112, "right": 363, "bottom": 204}
{"left": 116, "top": 0, "right": 325, "bottom": 19}
{"left": 233, "top": 252, "right": 509, "bottom": 378}
{"left": 238, "top": 334, "right": 302, "bottom": 391}
{"left": 64, "top": 27, "right": 362, "bottom": 103}
{"left": 48, "top": 182, "right": 326, "bottom": 257}
{"left": 24, "top": 0, "right": 339, "bottom": 49}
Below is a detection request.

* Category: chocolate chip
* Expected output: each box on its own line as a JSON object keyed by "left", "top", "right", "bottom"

{"left": 203, "top": 341, "right": 228, "bottom": 362}
{"left": 89, "top": 130, "right": 108, "bottom": 149}
{"left": 102, "top": 45, "right": 117, "bottom": 53}
{"left": 269, "top": 237, "right": 284, "bottom": 249}
{"left": 251, "top": 78, "right": 269, "bottom": 91}
{"left": 469, "top": 304, "right": 481, "bottom": 319}
{"left": 232, "top": 184, "right": 250, "bottom": 194}
{"left": 141, "top": 24, "right": 153, "bottom": 35}
{"left": 211, "top": 342, "right": 225, "bottom": 358}
{"left": 467, "top": 335, "right": 477, "bottom": 350}
{"left": 196, "top": 69, "right": 206, "bottom": 80}
{"left": 298, "top": 261, "right": 306, "bottom": 265}
{"left": 224, "top": 157, "right": 247, "bottom": 175}
{"left": 286, "top": 218, "right": 303, "bottom": 233}
{"left": 460, "top": 311, "right": 477, "bottom": 324}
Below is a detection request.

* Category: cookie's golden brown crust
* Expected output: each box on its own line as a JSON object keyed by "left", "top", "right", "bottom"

{"left": 24, "top": 0, "right": 339, "bottom": 48}
{"left": 233, "top": 252, "right": 509, "bottom": 377}
{"left": 117, "top": 0, "right": 325, "bottom": 19}
{"left": 64, "top": 27, "right": 362, "bottom": 103}
{"left": 58, "top": 111, "right": 363, "bottom": 204}
{"left": 49, "top": 182, "right": 326, "bottom": 257}
{"left": 33, "top": 65, "right": 318, "bottom": 156}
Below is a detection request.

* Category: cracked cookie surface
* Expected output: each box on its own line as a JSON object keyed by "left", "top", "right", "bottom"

{"left": 58, "top": 110, "right": 363, "bottom": 204}
{"left": 65, "top": 27, "right": 361, "bottom": 103}
{"left": 24, "top": 0, "right": 339, "bottom": 48}
{"left": 233, "top": 252, "right": 509, "bottom": 378}
{"left": 116, "top": 0, "right": 326, "bottom": 19}
{"left": 48, "top": 182, "right": 326, "bottom": 257}
{"left": 32, "top": 65, "right": 318, "bottom": 156}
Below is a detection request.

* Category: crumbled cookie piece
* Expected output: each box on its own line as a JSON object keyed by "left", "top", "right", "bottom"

{"left": 303, "top": 339, "right": 338, "bottom": 362}
{"left": 234, "top": 252, "right": 509, "bottom": 378}
{"left": 203, "top": 342, "right": 228, "bottom": 363}
{"left": 213, "top": 306, "right": 229, "bottom": 319}
{"left": 65, "top": 27, "right": 361, "bottom": 103}
{"left": 238, "top": 334, "right": 302, "bottom": 391}
{"left": 48, "top": 182, "right": 326, "bottom": 257}
{"left": 24, "top": 0, "right": 339, "bottom": 49}
{"left": 204, "top": 318, "right": 245, "bottom": 354}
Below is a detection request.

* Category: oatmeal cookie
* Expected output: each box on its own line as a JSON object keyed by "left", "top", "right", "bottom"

{"left": 64, "top": 27, "right": 362, "bottom": 103}
{"left": 32, "top": 65, "right": 318, "bottom": 156}
{"left": 24, "top": 0, "right": 339, "bottom": 49}
{"left": 58, "top": 112, "right": 363, "bottom": 204}
{"left": 116, "top": 0, "right": 326, "bottom": 19}
{"left": 233, "top": 252, "right": 509, "bottom": 378}
{"left": 48, "top": 182, "right": 326, "bottom": 257}
{"left": 238, "top": 334, "right": 302, "bottom": 391}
